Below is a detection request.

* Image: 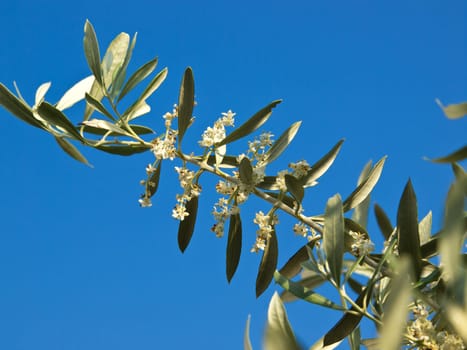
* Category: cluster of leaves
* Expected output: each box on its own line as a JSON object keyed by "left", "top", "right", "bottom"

{"left": 1, "top": 21, "right": 466, "bottom": 349}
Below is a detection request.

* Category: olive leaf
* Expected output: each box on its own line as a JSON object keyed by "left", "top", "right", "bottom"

{"left": 217, "top": 100, "right": 282, "bottom": 147}
{"left": 83, "top": 20, "right": 103, "bottom": 85}
{"left": 323, "top": 194, "right": 344, "bottom": 286}
{"left": 397, "top": 179, "right": 422, "bottom": 280}
{"left": 284, "top": 174, "right": 304, "bottom": 209}
{"left": 54, "top": 136, "right": 91, "bottom": 166}
{"left": 261, "top": 121, "right": 301, "bottom": 165}
{"left": 110, "top": 33, "right": 137, "bottom": 100}
{"left": 34, "top": 82, "right": 51, "bottom": 107}
{"left": 56, "top": 75, "right": 95, "bottom": 111}
{"left": 177, "top": 196, "right": 199, "bottom": 252}
{"left": 278, "top": 241, "right": 316, "bottom": 279}
{"left": 37, "top": 102, "right": 85, "bottom": 142}
{"left": 351, "top": 160, "right": 372, "bottom": 229}
{"left": 428, "top": 145, "right": 467, "bottom": 163}
{"left": 300, "top": 139, "right": 344, "bottom": 188}
{"left": 118, "top": 57, "right": 158, "bottom": 102}
{"left": 146, "top": 161, "right": 162, "bottom": 198}
{"left": 436, "top": 98, "right": 467, "bottom": 119}
{"left": 374, "top": 204, "right": 393, "bottom": 240}
{"left": 278, "top": 272, "right": 327, "bottom": 303}
{"left": 226, "top": 213, "right": 242, "bottom": 282}
{"left": 418, "top": 211, "right": 432, "bottom": 245}
{"left": 239, "top": 157, "right": 254, "bottom": 186}
{"left": 256, "top": 227, "right": 278, "bottom": 298}
{"left": 177, "top": 67, "right": 195, "bottom": 145}
{"left": 101, "top": 32, "right": 130, "bottom": 90}
{"left": 94, "top": 143, "right": 149, "bottom": 156}
{"left": 85, "top": 93, "right": 115, "bottom": 121}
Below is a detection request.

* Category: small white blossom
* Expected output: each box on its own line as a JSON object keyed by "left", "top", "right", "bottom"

{"left": 293, "top": 223, "right": 309, "bottom": 237}
{"left": 289, "top": 160, "right": 311, "bottom": 178}
{"left": 172, "top": 203, "right": 189, "bottom": 221}
{"left": 221, "top": 110, "right": 235, "bottom": 126}
{"left": 139, "top": 196, "right": 152, "bottom": 207}
{"left": 349, "top": 230, "right": 374, "bottom": 256}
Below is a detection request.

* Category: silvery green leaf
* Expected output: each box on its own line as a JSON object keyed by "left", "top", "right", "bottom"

{"left": 0, "top": 83, "right": 44, "bottom": 129}
{"left": 351, "top": 160, "right": 372, "bottom": 229}
{"left": 217, "top": 100, "right": 282, "bottom": 147}
{"left": 379, "top": 257, "right": 411, "bottom": 350}
{"left": 215, "top": 144, "right": 226, "bottom": 168}
{"left": 279, "top": 242, "right": 315, "bottom": 279}
{"left": 284, "top": 175, "right": 304, "bottom": 207}
{"left": 81, "top": 119, "right": 130, "bottom": 136}
{"left": 374, "top": 204, "right": 393, "bottom": 240}
{"left": 397, "top": 180, "right": 422, "bottom": 280}
{"left": 301, "top": 139, "right": 344, "bottom": 188}
{"left": 264, "top": 292, "right": 301, "bottom": 350}
{"left": 429, "top": 145, "right": 467, "bottom": 163}
{"left": 226, "top": 213, "right": 242, "bottom": 282}
{"left": 256, "top": 227, "right": 278, "bottom": 298}
{"left": 323, "top": 194, "right": 344, "bottom": 286}
{"left": 274, "top": 271, "right": 342, "bottom": 310}
{"left": 244, "top": 315, "right": 253, "bottom": 350}
{"left": 342, "top": 156, "right": 386, "bottom": 212}
{"left": 81, "top": 124, "right": 153, "bottom": 136}
{"left": 118, "top": 57, "right": 158, "bottom": 102}
{"left": 101, "top": 32, "right": 130, "bottom": 90}
{"left": 127, "top": 101, "right": 151, "bottom": 121}
{"left": 54, "top": 136, "right": 91, "bottom": 166}
{"left": 239, "top": 157, "right": 254, "bottom": 186}
{"left": 83, "top": 20, "right": 103, "bottom": 85}
{"left": 177, "top": 67, "right": 195, "bottom": 145}
{"left": 436, "top": 98, "right": 467, "bottom": 119}
{"left": 85, "top": 93, "right": 115, "bottom": 120}
{"left": 262, "top": 121, "right": 301, "bottom": 165}
{"left": 56, "top": 75, "right": 95, "bottom": 111}
{"left": 34, "top": 82, "right": 51, "bottom": 107}
{"left": 37, "top": 102, "right": 84, "bottom": 141}
{"left": 280, "top": 273, "right": 326, "bottom": 303}
{"left": 83, "top": 79, "right": 105, "bottom": 121}
{"left": 94, "top": 143, "right": 149, "bottom": 156}
{"left": 418, "top": 211, "right": 432, "bottom": 245}
{"left": 111, "top": 33, "right": 137, "bottom": 100}
{"left": 177, "top": 196, "right": 199, "bottom": 252}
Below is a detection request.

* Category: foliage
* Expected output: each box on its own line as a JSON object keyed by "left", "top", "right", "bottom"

{"left": 1, "top": 21, "right": 466, "bottom": 349}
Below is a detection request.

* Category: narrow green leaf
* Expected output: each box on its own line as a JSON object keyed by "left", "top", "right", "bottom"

{"left": 280, "top": 273, "right": 326, "bottom": 303}
{"left": 81, "top": 119, "right": 129, "bottom": 135}
{"left": 85, "top": 93, "right": 115, "bottom": 120}
{"left": 264, "top": 292, "right": 301, "bottom": 350}
{"left": 226, "top": 213, "right": 242, "bottom": 282}
{"left": 349, "top": 327, "right": 361, "bottom": 350}
{"left": 397, "top": 179, "right": 422, "bottom": 280}
{"left": 275, "top": 271, "right": 343, "bottom": 310}
{"left": 83, "top": 79, "right": 105, "bottom": 121}
{"left": 177, "top": 67, "right": 195, "bottom": 145}
{"left": 256, "top": 227, "right": 278, "bottom": 298}
{"left": 83, "top": 20, "right": 103, "bottom": 85}
{"left": 94, "top": 143, "right": 149, "bottom": 155}
{"left": 215, "top": 144, "right": 226, "bottom": 168}
{"left": 118, "top": 57, "right": 158, "bottom": 102}
{"left": 37, "top": 102, "right": 84, "bottom": 141}
{"left": 146, "top": 161, "right": 162, "bottom": 198}
{"left": 101, "top": 32, "right": 130, "bottom": 89}
{"left": 81, "top": 124, "right": 154, "bottom": 136}
{"left": 56, "top": 75, "right": 95, "bottom": 111}
{"left": 256, "top": 176, "right": 280, "bottom": 190}
{"left": 217, "top": 100, "right": 282, "bottom": 147}
{"left": 343, "top": 218, "right": 370, "bottom": 255}
{"left": 284, "top": 174, "right": 304, "bottom": 207}
{"left": 0, "top": 83, "right": 43, "bottom": 129}
{"left": 323, "top": 194, "right": 344, "bottom": 286}
{"left": 54, "top": 136, "right": 91, "bottom": 166}
{"left": 323, "top": 287, "right": 371, "bottom": 347}
{"left": 342, "top": 156, "right": 386, "bottom": 212}
{"left": 436, "top": 99, "right": 467, "bottom": 119}
{"left": 418, "top": 211, "right": 432, "bottom": 245}
{"left": 429, "top": 145, "right": 467, "bottom": 163}
{"left": 261, "top": 121, "right": 301, "bottom": 165}
{"left": 244, "top": 315, "right": 253, "bottom": 350}
{"left": 352, "top": 160, "right": 372, "bottom": 229}
{"left": 279, "top": 242, "right": 315, "bottom": 279}
{"left": 300, "top": 139, "right": 344, "bottom": 187}
{"left": 34, "top": 82, "right": 51, "bottom": 106}
{"left": 111, "top": 33, "right": 137, "bottom": 100}
{"left": 379, "top": 257, "right": 412, "bottom": 350}
{"left": 374, "top": 204, "right": 393, "bottom": 240}
{"left": 239, "top": 157, "right": 254, "bottom": 185}
{"left": 178, "top": 196, "right": 199, "bottom": 252}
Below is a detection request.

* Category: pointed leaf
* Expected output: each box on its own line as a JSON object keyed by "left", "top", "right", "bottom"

{"left": 244, "top": 315, "right": 253, "bottom": 350}
{"left": 0, "top": 83, "right": 43, "bottom": 129}
{"left": 81, "top": 123, "right": 154, "bottom": 136}
{"left": 436, "top": 99, "right": 467, "bottom": 119}
{"left": 262, "top": 121, "right": 301, "bottom": 165}
{"left": 343, "top": 156, "right": 386, "bottom": 212}
{"left": 374, "top": 204, "right": 393, "bottom": 240}
{"left": 215, "top": 144, "right": 226, "bottom": 168}
{"left": 239, "top": 157, "right": 254, "bottom": 186}
{"left": 284, "top": 174, "right": 304, "bottom": 207}
{"left": 83, "top": 20, "right": 103, "bottom": 85}
{"left": 111, "top": 33, "right": 137, "bottom": 100}
{"left": 101, "top": 32, "right": 130, "bottom": 89}
{"left": 37, "top": 102, "right": 84, "bottom": 141}
{"left": 429, "top": 145, "right": 467, "bottom": 163}
{"left": 256, "top": 227, "right": 278, "bottom": 298}
{"left": 34, "top": 82, "right": 51, "bottom": 106}
{"left": 54, "top": 136, "right": 90, "bottom": 166}
{"left": 85, "top": 93, "right": 115, "bottom": 120}
{"left": 177, "top": 67, "right": 195, "bottom": 145}
{"left": 226, "top": 213, "right": 242, "bottom": 282}
{"left": 280, "top": 273, "right": 326, "bottom": 303}
{"left": 94, "top": 143, "right": 149, "bottom": 155}
{"left": 279, "top": 242, "right": 315, "bottom": 279}
{"left": 351, "top": 160, "right": 372, "bottom": 228}
{"left": 83, "top": 79, "right": 105, "bottom": 121}
{"left": 418, "top": 211, "right": 432, "bottom": 245}
{"left": 323, "top": 194, "right": 344, "bottom": 286}
{"left": 452, "top": 163, "right": 466, "bottom": 186}
{"left": 118, "top": 57, "right": 158, "bottom": 102}
{"left": 146, "top": 161, "right": 162, "bottom": 198}
{"left": 397, "top": 180, "right": 422, "bottom": 280}
{"left": 56, "top": 75, "right": 95, "bottom": 111}
{"left": 177, "top": 196, "right": 199, "bottom": 252}
{"left": 264, "top": 292, "right": 301, "bottom": 350}
{"left": 217, "top": 100, "right": 282, "bottom": 147}
{"left": 301, "top": 139, "right": 344, "bottom": 187}
{"left": 81, "top": 119, "right": 129, "bottom": 135}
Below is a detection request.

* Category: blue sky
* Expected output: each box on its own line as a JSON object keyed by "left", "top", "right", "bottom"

{"left": 0, "top": 1, "right": 465, "bottom": 349}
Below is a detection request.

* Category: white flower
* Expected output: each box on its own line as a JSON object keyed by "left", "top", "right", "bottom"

{"left": 172, "top": 204, "right": 189, "bottom": 221}
{"left": 349, "top": 230, "right": 374, "bottom": 256}
{"left": 221, "top": 110, "right": 235, "bottom": 126}
{"left": 289, "top": 160, "right": 311, "bottom": 178}
{"left": 139, "top": 196, "right": 152, "bottom": 207}
{"left": 293, "top": 223, "right": 308, "bottom": 237}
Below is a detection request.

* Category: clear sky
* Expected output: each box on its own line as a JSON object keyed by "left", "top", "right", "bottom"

{"left": 0, "top": 1, "right": 465, "bottom": 349}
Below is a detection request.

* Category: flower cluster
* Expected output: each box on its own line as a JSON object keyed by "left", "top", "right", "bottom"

{"left": 349, "top": 230, "right": 375, "bottom": 256}
{"left": 199, "top": 110, "right": 235, "bottom": 148}
{"left": 247, "top": 132, "right": 274, "bottom": 163}
{"left": 211, "top": 198, "right": 239, "bottom": 237}
{"left": 251, "top": 211, "right": 279, "bottom": 253}
{"left": 172, "top": 166, "right": 201, "bottom": 221}
{"left": 274, "top": 160, "right": 312, "bottom": 191}
{"left": 151, "top": 107, "right": 178, "bottom": 160}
